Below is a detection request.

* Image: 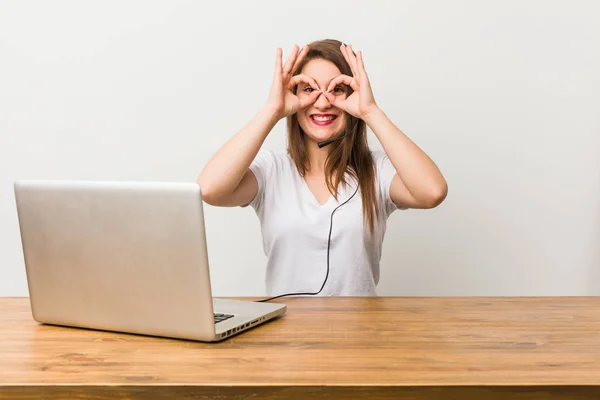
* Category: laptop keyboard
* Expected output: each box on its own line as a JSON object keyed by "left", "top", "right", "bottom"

{"left": 214, "top": 313, "right": 234, "bottom": 324}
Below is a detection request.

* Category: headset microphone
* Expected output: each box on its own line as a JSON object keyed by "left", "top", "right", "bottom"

{"left": 317, "top": 119, "right": 360, "bottom": 148}
{"left": 317, "top": 132, "right": 349, "bottom": 148}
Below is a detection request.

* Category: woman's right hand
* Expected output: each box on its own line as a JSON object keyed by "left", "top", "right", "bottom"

{"left": 265, "top": 45, "right": 321, "bottom": 120}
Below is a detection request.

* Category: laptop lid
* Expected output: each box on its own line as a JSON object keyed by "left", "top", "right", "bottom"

{"left": 14, "top": 180, "right": 219, "bottom": 340}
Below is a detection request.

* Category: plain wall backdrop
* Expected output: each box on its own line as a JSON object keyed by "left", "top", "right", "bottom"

{"left": 1, "top": 0, "right": 599, "bottom": 297}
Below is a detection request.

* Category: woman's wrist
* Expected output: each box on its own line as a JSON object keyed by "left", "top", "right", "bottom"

{"left": 259, "top": 103, "right": 284, "bottom": 125}
{"left": 362, "top": 106, "right": 385, "bottom": 126}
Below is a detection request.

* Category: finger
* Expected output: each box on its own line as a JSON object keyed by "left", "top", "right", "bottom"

{"left": 299, "top": 89, "right": 321, "bottom": 108}
{"left": 281, "top": 44, "right": 299, "bottom": 79}
{"left": 275, "top": 48, "right": 282, "bottom": 71}
{"left": 273, "top": 47, "right": 283, "bottom": 83}
{"left": 290, "top": 45, "right": 309, "bottom": 77}
{"left": 326, "top": 74, "right": 358, "bottom": 93}
{"left": 357, "top": 50, "right": 369, "bottom": 80}
{"left": 340, "top": 44, "right": 358, "bottom": 80}
{"left": 346, "top": 45, "right": 361, "bottom": 81}
{"left": 288, "top": 74, "right": 319, "bottom": 90}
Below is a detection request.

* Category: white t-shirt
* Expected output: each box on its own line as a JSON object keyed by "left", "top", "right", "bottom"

{"left": 247, "top": 149, "right": 402, "bottom": 296}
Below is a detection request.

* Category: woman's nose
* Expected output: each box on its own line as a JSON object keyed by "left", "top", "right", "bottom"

{"left": 314, "top": 91, "right": 331, "bottom": 109}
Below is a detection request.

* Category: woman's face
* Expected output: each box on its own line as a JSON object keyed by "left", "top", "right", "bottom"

{"left": 296, "top": 58, "right": 348, "bottom": 145}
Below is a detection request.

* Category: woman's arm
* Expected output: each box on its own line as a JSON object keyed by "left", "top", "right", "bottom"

{"left": 197, "top": 45, "right": 320, "bottom": 206}
{"left": 197, "top": 106, "right": 278, "bottom": 206}
{"left": 365, "top": 108, "right": 447, "bottom": 209}
{"left": 324, "top": 43, "right": 447, "bottom": 209}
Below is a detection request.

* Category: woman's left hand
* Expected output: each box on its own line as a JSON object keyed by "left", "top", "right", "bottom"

{"left": 324, "top": 44, "right": 379, "bottom": 120}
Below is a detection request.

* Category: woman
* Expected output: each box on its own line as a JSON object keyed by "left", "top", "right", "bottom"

{"left": 198, "top": 39, "right": 447, "bottom": 298}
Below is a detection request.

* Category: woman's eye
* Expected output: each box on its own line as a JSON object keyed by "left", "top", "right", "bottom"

{"left": 303, "top": 87, "right": 314, "bottom": 93}
{"left": 333, "top": 86, "right": 345, "bottom": 94}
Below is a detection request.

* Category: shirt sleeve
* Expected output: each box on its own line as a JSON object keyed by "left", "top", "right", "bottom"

{"left": 246, "top": 149, "right": 276, "bottom": 211}
{"left": 373, "top": 150, "right": 406, "bottom": 218}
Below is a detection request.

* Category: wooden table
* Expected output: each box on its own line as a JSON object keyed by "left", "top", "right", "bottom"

{"left": 1, "top": 297, "right": 600, "bottom": 399}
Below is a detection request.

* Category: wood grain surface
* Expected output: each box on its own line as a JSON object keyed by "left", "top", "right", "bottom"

{"left": 2, "top": 296, "right": 600, "bottom": 399}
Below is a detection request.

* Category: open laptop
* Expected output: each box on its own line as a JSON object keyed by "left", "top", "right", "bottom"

{"left": 13, "top": 180, "right": 286, "bottom": 342}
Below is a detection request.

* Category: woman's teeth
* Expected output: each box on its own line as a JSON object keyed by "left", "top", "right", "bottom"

{"left": 312, "top": 115, "right": 336, "bottom": 121}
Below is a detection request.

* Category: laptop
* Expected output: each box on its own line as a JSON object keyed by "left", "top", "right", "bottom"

{"left": 13, "top": 180, "right": 286, "bottom": 342}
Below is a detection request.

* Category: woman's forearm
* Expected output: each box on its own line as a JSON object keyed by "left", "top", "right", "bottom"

{"left": 365, "top": 107, "right": 448, "bottom": 205}
{"left": 197, "top": 106, "right": 279, "bottom": 202}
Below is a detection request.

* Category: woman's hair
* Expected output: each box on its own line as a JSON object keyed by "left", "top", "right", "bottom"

{"left": 287, "top": 38, "right": 380, "bottom": 233}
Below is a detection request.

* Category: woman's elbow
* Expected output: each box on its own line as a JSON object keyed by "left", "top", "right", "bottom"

{"left": 197, "top": 178, "right": 220, "bottom": 206}
{"left": 422, "top": 181, "right": 448, "bottom": 209}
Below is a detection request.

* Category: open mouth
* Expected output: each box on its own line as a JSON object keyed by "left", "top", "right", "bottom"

{"left": 310, "top": 114, "right": 338, "bottom": 126}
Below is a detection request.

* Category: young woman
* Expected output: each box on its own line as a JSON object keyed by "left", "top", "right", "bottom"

{"left": 198, "top": 39, "right": 447, "bottom": 298}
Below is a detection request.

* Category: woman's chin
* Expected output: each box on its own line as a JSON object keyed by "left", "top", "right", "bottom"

{"left": 304, "top": 128, "right": 344, "bottom": 144}
{"left": 306, "top": 133, "right": 337, "bottom": 145}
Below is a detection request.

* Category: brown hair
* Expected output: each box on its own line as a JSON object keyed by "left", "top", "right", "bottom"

{"left": 286, "top": 39, "right": 380, "bottom": 233}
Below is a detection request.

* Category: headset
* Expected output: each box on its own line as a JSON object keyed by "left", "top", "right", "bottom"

{"left": 258, "top": 119, "right": 361, "bottom": 302}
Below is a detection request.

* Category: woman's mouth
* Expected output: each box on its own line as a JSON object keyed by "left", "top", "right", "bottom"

{"left": 310, "top": 114, "right": 337, "bottom": 126}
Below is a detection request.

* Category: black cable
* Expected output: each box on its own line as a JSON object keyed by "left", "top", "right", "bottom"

{"left": 257, "top": 178, "right": 359, "bottom": 303}
{"left": 257, "top": 119, "right": 361, "bottom": 303}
